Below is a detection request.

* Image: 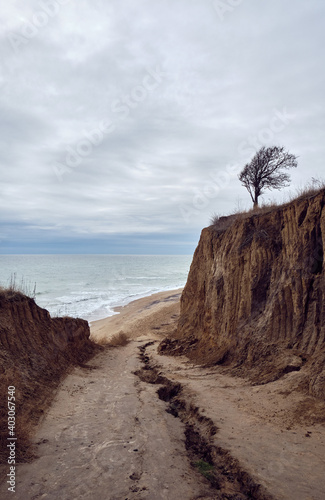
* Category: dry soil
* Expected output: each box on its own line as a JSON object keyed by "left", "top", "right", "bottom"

{"left": 1, "top": 290, "right": 325, "bottom": 499}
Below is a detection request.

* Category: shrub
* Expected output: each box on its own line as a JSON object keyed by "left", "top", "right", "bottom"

{"left": 105, "top": 331, "right": 129, "bottom": 347}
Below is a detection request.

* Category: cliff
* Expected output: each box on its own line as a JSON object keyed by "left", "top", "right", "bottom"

{"left": 0, "top": 292, "right": 100, "bottom": 464}
{"left": 160, "top": 189, "right": 325, "bottom": 399}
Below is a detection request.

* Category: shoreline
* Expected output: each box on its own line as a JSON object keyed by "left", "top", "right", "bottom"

{"left": 90, "top": 288, "right": 183, "bottom": 343}
{"left": 88, "top": 287, "right": 183, "bottom": 324}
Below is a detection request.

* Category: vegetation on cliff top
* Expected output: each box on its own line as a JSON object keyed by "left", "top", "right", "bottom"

{"left": 211, "top": 180, "right": 325, "bottom": 230}
{"left": 238, "top": 146, "right": 298, "bottom": 208}
{"left": 0, "top": 273, "right": 36, "bottom": 300}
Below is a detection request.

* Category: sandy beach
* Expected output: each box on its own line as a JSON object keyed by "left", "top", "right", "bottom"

{"left": 90, "top": 288, "right": 183, "bottom": 344}
{"left": 2, "top": 289, "right": 325, "bottom": 499}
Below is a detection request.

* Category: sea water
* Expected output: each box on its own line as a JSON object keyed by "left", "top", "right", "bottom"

{"left": 0, "top": 255, "right": 192, "bottom": 322}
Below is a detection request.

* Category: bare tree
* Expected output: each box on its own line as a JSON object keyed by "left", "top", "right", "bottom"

{"left": 238, "top": 146, "right": 298, "bottom": 208}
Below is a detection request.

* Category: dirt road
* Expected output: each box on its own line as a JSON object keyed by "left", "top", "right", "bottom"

{"left": 2, "top": 291, "right": 325, "bottom": 499}
{"left": 0, "top": 340, "right": 219, "bottom": 500}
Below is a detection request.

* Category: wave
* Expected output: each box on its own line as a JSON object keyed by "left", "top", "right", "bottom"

{"left": 0, "top": 255, "right": 191, "bottom": 322}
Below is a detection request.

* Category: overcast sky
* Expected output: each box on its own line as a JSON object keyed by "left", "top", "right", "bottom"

{"left": 0, "top": 0, "right": 324, "bottom": 254}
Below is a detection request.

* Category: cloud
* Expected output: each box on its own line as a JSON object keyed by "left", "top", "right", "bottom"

{"left": 0, "top": 0, "right": 324, "bottom": 253}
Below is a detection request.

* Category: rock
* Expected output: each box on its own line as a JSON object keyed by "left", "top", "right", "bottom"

{"left": 166, "top": 189, "right": 325, "bottom": 397}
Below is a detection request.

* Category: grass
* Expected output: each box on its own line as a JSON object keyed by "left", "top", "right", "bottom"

{"left": 194, "top": 459, "right": 215, "bottom": 481}
{"left": 211, "top": 180, "right": 325, "bottom": 230}
{"left": 98, "top": 331, "right": 130, "bottom": 347}
{"left": 0, "top": 273, "right": 36, "bottom": 300}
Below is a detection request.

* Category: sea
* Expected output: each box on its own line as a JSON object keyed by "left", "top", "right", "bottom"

{"left": 0, "top": 255, "right": 192, "bottom": 323}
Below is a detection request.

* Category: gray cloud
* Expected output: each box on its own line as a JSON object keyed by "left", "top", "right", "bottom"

{"left": 0, "top": 0, "right": 324, "bottom": 252}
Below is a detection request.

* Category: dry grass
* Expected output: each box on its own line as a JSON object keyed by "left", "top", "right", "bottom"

{"left": 211, "top": 181, "right": 325, "bottom": 231}
{"left": 210, "top": 203, "right": 278, "bottom": 230}
{"left": 0, "top": 287, "right": 26, "bottom": 300}
{"left": 293, "top": 180, "right": 325, "bottom": 201}
{"left": 0, "top": 274, "right": 36, "bottom": 300}
{"left": 97, "top": 331, "right": 130, "bottom": 347}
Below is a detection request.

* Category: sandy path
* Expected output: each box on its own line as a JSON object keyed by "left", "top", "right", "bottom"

{"left": 0, "top": 311, "right": 214, "bottom": 498}
{"left": 2, "top": 290, "right": 325, "bottom": 499}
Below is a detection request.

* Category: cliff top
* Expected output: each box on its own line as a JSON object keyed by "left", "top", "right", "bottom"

{"left": 211, "top": 185, "right": 325, "bottom": 232}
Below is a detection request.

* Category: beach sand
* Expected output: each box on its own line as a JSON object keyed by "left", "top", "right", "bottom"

{"left": 90, "top": 288, "right": 183, "bottom": 344}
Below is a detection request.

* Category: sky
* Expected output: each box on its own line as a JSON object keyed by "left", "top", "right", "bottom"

{"left": 0, "top": 0, "right": 324, "bottom": 254}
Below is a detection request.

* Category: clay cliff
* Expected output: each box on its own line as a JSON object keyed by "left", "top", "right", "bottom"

{"left": 160, "top": 189, "right": 325, "bottom": 399}
{"left": 0, "top": 292, "right": 99, "bottom": 464}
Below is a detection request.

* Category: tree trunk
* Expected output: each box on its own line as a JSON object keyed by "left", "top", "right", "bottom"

{"left": 252, "top": 186, "right": 260, "bottom": 209}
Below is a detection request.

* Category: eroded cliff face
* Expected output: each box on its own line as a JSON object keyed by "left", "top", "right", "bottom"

{"left": 0, "top": 293, "right": 99, "bottom": 463}
{"left": 161, "top": 189, "right": 325, "bottom": 399}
